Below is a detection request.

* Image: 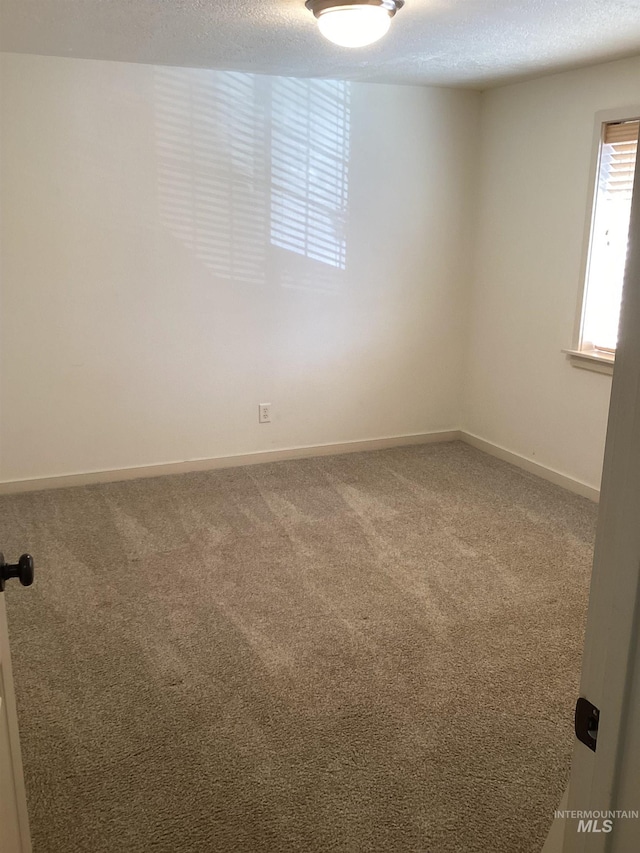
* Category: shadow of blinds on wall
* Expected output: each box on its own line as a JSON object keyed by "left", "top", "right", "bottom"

{"left": 154, "top": 68, "right": 268, "bottom": 286}
{"left": 154, "top": 69, "right": 350, "bottom": 288}
{"left": 269, "top": 78, "right": 350, "bottom": 271}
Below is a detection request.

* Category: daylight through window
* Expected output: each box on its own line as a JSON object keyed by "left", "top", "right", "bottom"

{"left": 580, "top": 118, "right": 639, "bottom": 354}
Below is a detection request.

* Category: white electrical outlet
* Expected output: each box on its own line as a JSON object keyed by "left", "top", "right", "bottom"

{"left": 258, "top": 403, "right": 271, "bottom": 424}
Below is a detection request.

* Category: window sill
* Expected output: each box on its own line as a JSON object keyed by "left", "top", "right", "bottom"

{"left": 563, "top": 348, "right": 614, "bottom": 375}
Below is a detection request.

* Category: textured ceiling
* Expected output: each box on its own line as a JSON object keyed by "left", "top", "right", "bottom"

{"left": 1, "top": 0, "right": 640, "bottom": 88}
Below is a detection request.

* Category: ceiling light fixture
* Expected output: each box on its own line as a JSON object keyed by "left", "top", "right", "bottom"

{"left": 305, "top": 0, "right": 404, "bottom": 48}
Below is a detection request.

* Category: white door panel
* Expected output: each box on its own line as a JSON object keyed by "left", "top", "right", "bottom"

{"left": 0, "top": 594, "right": 31, "bottom": 853}
{"left": 563, "top": 138, "right": 640, "bottom": 852}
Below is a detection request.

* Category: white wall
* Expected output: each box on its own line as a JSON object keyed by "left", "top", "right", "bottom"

{"left": 6, "top": 51, "right": 635, "bottom": 491}
{"left": 464, "top": 55, "right": 640, "bottom": 492}
{"left": 0, "top": 53, "right": 479, "bottom": 483}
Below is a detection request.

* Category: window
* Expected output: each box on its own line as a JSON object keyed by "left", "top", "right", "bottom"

{"left": 569, "top": 113, "right": 639, "bottom": 373}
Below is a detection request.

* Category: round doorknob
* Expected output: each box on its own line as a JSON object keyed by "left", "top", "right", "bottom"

{"left": 0, "top": 552, "right": 35, "bottom": 591}
{"left": 17, "top": 554, "right": 35, "bottom": 587}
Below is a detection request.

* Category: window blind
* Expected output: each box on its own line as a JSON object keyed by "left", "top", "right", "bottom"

{"left": 600, "top": 120, "right": 639, "bottom": 200}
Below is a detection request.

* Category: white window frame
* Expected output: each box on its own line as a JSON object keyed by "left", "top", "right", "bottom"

{"left": 565, "top": 105, "right": 640, "bottom": 376}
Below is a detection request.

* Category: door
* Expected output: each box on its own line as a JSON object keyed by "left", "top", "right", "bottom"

{"left": 561, "top": 135, "right": 640, "bottom": 849}
{"left": 0, "top": 555, "right": 33, "bottom": 853}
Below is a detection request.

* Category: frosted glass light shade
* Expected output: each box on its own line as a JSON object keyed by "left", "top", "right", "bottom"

{"left": 317, "top": 6, "right": 391, "bottom": 47}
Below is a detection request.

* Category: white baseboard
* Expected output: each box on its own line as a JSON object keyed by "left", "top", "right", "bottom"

{"left": 0, "top": 430, "right": 461, "bottom": 495}
{"left": 460, "top": 431, "right": 600, "bottom": 502}
{"left": 0, "top": 429, "right": 601, "bottom": 501}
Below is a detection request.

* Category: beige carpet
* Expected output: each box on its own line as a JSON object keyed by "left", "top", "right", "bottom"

{"left": 3, "top": 441, "right": 597, "bottom": 853}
